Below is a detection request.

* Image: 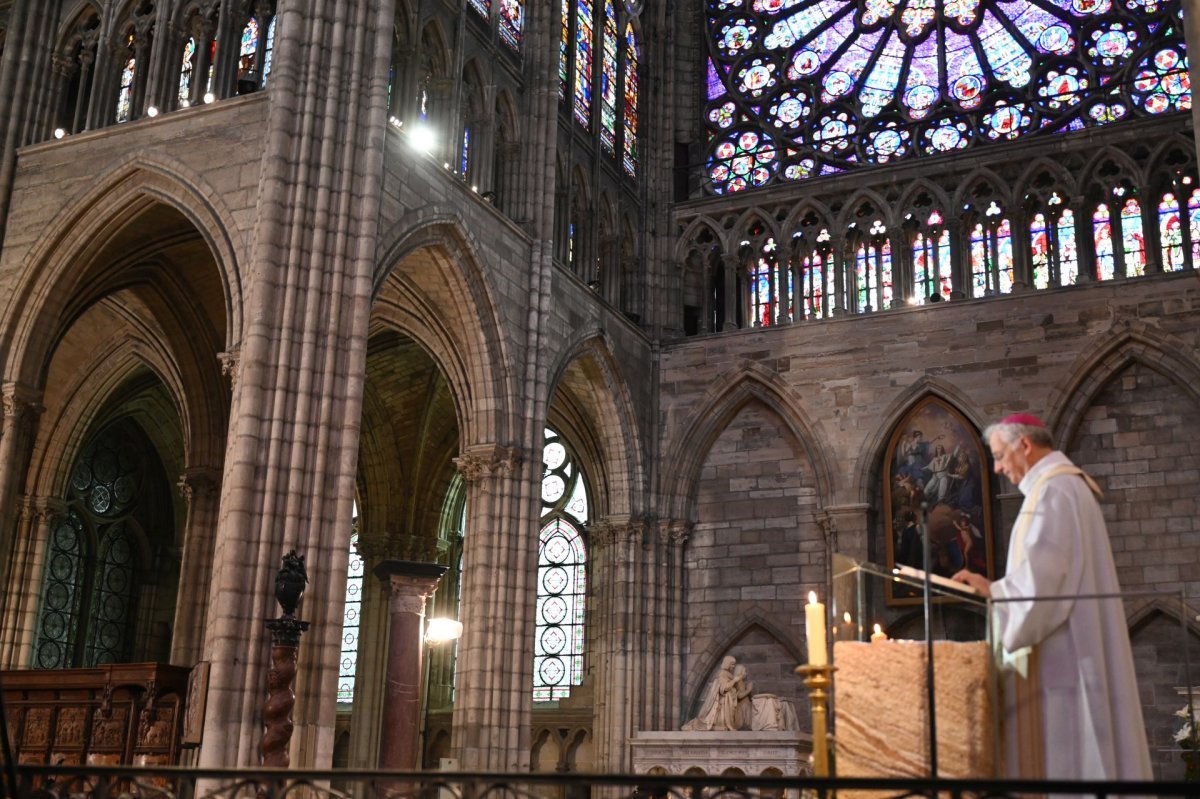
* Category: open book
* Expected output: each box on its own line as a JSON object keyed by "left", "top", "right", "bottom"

{"left": 893, "top": 564, "right": 981, "bottom": 596}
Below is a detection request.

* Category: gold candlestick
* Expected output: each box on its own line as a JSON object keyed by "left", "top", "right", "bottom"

{"left": 795, "top": 664, "right": 836, "bottom": 777}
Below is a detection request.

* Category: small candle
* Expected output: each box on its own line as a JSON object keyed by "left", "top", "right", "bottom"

{"left": 871, "top": 623, "right": 887, "bottom": 643}
{"left": 805, "top": 591, "right": 827, "bottom": 666}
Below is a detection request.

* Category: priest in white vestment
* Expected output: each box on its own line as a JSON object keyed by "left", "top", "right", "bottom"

{"left": 953, "top": 413, "right": 1153, "bottom": 782}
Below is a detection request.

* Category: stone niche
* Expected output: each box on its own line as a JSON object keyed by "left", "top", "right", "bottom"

{"left": 834, "top": 640, "right": 995, "bottom": 783}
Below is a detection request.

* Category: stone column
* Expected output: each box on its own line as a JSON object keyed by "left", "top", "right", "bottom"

{"left": 0, "top": 496, "right": 65, "bottom": 667}
{"left": 373, "top": 560, "right": 447, "bottom": 770}
{"left": 197, "top": 0, "right": 395, "bottom": 769}
{"left": 720, "top": 253, "right": 739, "bottom": 331}
{"left": 0, "top": 385, "right": 42, "bottom": 610}
{"left": 170, "top": 467, "right": 222, "bottom": 666}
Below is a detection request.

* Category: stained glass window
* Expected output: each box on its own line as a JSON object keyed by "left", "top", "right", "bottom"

{"left": 1189, "top": 189, "right": 1200, "bottom": 266}
{"left": 469, "top": 0, "right": 490, "bottom": 15}
{"left": 623, "top": 24, "right": 639, "bottom": 177}
{"left": 599, "top": 0, "right": 618, "bottom": 153}
{"left": 912, "top": 211, "right": 951, "bottom": 302}
{"left": 34, "top": 428, "right": 146, "bottom": 669}
{"left": 749, "top": 238, "right": 779, "bottom": 326}
{"left": 499, "top": 0, "right": 524, "bottom": 51}
{"left": 703, "top": 0, "right": 1190, "bottom": 193}
{"left": 535, "top": 427, "right": 588, "bottom": 702}
{"left": 239, "top": 17, "right": 259, "bottom": 80}
{"left": 969, "top": 206, "right": 1013, "bottom": 297}
{"left": 115, "top": 47, "right": 135, "bottom": 123}
{"left": 800, "top": 243, "right": 834, "bottom": 319}
{"left": 574, "top": 0, "right": 594, "bottom": 126}
{"left": 263, "top": 17, "right": 276, "bottom": 84}
{"left": 1159, "top": 192, "right": 1185, "bottom": 271}
{"left": 1120, "top": 198, "right": 1146, "bottom": 277}
{"left": 338, "top": 528, "right": 364, "bottom": 704}
{"left": 1031, "top": 203, "right": 1078, "bottom": 288}
{"left": 179, "top": 39, "right": 196, "bottom": 106}
{"left": 1094, "top": 202, "right": 1116, "bottom": 280}
{"left": 855, "top": 222, "right": 892, "bottom": 311}
{"left": 560, "top": 0, "right": 571, "bottom": 100}
{"left": 461, "top": 127, "right": 471, "bottom": 177}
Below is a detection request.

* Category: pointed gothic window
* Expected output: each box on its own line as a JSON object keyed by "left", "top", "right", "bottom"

{"left": 238, "top": 17, "right": 259, "bottom": 80}
{"left": 1120, "top": 198, "right": 1146, "bottom": 276}
{"left": 535, "top": 427, "right": 589, "bottom": 702}
{"left": 1158, "top": 192, "right": 1185, "bottom": 271}
{"left": 969, "top": 204, "right": 1013, "bottom": 297}
{"left": 1094, "top": 202, "right": 1116, "bottom": 280}
{"left": 469, "top": 0, "right": 490, "bottom": 15}
{"left": 337, "top": 518, "right": 364, "bottom": 705}
{"left": 115, "top": 36, "right": 136, "bottom": 123}
{"left": 911, "top": 210, "right": 952, "bottom": 303}
{"left": 1189, "top": 189, "right": 1200, "bottom": 266}
{"left": 499, "top": 0, "right": 524, "bottom": 50}
{"left": 599, "top": 0, "right": 618, "bottom": 153}
{"left": 179, "top": 38, "right": 196, "bottom": 106}
{"left": 263, "top": 16, "right": 276, "bottom": 84}
{"left": 560, "top": 0, "right": 571, "bottom": 100}
{"left": 622, "top": 24, "right": 639, "bottom": 177}
{"left": 1030, "top": 197, "right": 1079, "bottom": 289}
{"left": 34, "top": 425, "right": 165, "bottom": 669}
{"left": 702, "top": 0, "right": 1190, "bottom": 193}
{"left": 854, "top": 220, "right": 893, "bottom": 312}
{"left": 574, "top": 0, "right": 595, "bottom": 126}
{"left": 748, "top": 238, "right": 781, "bottom": 326}
{"left": 799, "top": 230, "right": 835, "bottom": 319}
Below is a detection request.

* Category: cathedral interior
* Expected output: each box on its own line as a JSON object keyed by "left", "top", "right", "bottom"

{"left": 0, "top": 0, "right": 1197, "bottom": 782}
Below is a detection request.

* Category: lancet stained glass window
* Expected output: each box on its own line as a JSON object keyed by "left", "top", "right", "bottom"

{"left": 338, "top": 527, "right": 364, "bottom": 704}
{"left": 1120, "top": 197, "right": 1146, "bottom": 276}
{"left": 263, "top": 17, "right": 276, "bottom": 84}
{"left": 239, "top": 17, "right": 259, "bottom": 80}
{"left": 179, "top": 39, "right": 196, "bottom": 106}
{"left": 600, "top": 0, "right": 619, "bottom": 153}
{"left": 623, "top": 24, "right": 639, "bottom": 176}
{"left": 499, "top": 0, "right": 524, "bottom": 51}
{"left": 574, "top": 0, "right": 595, "bottom": 126}
{"left": 703, "top": 0, "right": 1190, "bottom": 193}
{"left": 912, "top": 212, "right": 952, "bottom": 302}
{"left": 535, "top": 427, "right": 589, "bottom": 702}
{"left": 34, "top": 427, "right": 147, "bottom": 669}
{"left": 115, "top": 40, "right": 135, "bottom": 123}
{"left": 1158, "top": 192, "right": 1185, "bottom": 271}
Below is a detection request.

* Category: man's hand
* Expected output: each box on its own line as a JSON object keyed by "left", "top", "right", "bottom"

{"left": 952, "top": 569, "right": 992, "bottom": 597}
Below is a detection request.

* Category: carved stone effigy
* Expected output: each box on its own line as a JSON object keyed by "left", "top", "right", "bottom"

{"left": 631, "top": 658, "right": 810, "bottom": 782}
{"left": 833, "top": 640, "right": 995, "bottom": 789}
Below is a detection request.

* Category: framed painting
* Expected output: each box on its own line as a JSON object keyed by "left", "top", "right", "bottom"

{"left": 883, "top": 397, "right": 993, "bottom": 605}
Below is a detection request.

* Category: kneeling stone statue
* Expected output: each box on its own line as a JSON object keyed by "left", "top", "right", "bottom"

{"left": 681, "top": 656, "right": 799, "bottom": 732}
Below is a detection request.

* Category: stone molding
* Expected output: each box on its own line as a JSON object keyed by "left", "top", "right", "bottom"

{"left": 453, "top": 445, "right": 523, "bottom": 486}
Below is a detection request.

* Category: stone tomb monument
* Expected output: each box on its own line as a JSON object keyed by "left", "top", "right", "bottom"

{"left": 630, "top": 657, "right": 812, "bottom": 779}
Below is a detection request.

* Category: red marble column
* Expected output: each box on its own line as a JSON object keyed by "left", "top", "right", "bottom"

{"left": 373, "top": 560, "right": 447, "bottom": 770}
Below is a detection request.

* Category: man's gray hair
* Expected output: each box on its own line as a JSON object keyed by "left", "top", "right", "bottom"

{"left": 983, "top": 421, "right": 1054, "bottom": 449}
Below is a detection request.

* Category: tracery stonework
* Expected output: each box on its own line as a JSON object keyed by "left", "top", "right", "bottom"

{"left": 703, "top": 0, "right": 1189, "bottom": 192}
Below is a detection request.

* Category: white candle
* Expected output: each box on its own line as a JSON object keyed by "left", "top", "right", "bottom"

{"left": 805, "top": 591, "right": 827, "bottom": 666}
{"left": 871, "top": 623, "right": 887, "bottom": 643}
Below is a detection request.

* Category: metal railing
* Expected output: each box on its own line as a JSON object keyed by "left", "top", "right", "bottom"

{"left": 4, "top": 764, "right": 1197, "bottom": 799}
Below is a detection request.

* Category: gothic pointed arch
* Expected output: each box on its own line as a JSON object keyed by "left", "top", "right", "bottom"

{"left": 852, "top": 377, "right": 986, "bottom": 505}
{"left": 683, "top": 614, "right": 804, "bottom": 710}
{"left": 1049, "top": 323, "right": 1200, "bottom": 449}
{"left": 373, "top": 214, "right": 515, "bottom": 448}
{"left": 545, "top": 331, "right": 646, "bottom": 521}
{"left": 1, "top": 157, "right": 243, "bottom": 387}
{"left": 836, "top": 187, "right": 894, "bottom": 230}
{"left": 675, "top": 216, "right": 725, "bottom": 262}
{"left": 896, "top": 179, "right": 951, "bottom": 218}
{"left": 662, "top": 362, "right": 835, "bottom": 521}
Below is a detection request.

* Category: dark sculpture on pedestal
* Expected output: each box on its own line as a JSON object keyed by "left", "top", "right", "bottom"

{"left": 261, "top": 550, "right": 310, "bottom": 769}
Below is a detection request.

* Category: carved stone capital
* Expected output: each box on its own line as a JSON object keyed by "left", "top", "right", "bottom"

{"left": 658, "top": 518, "right": 693, "bottom": 547}
{"left": 453, "top": 445, "right": 522, "bottom": 486}
{"left": 3, "top": 384, "right": 44, "bottom": 427}
{"left": 217, "top": 351, "right": 239, "bottom": 389}
{"left": 51, "top": 53, "right": 77, "bottom": 76}
{"left": 374, "top": 561, "right": 447, "bottom": 615}
{"left": 177, "top": 467, "right": 221, "bottom": 505}
{"left": 30, "top": 497, "right": 68, "bottom": 528}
